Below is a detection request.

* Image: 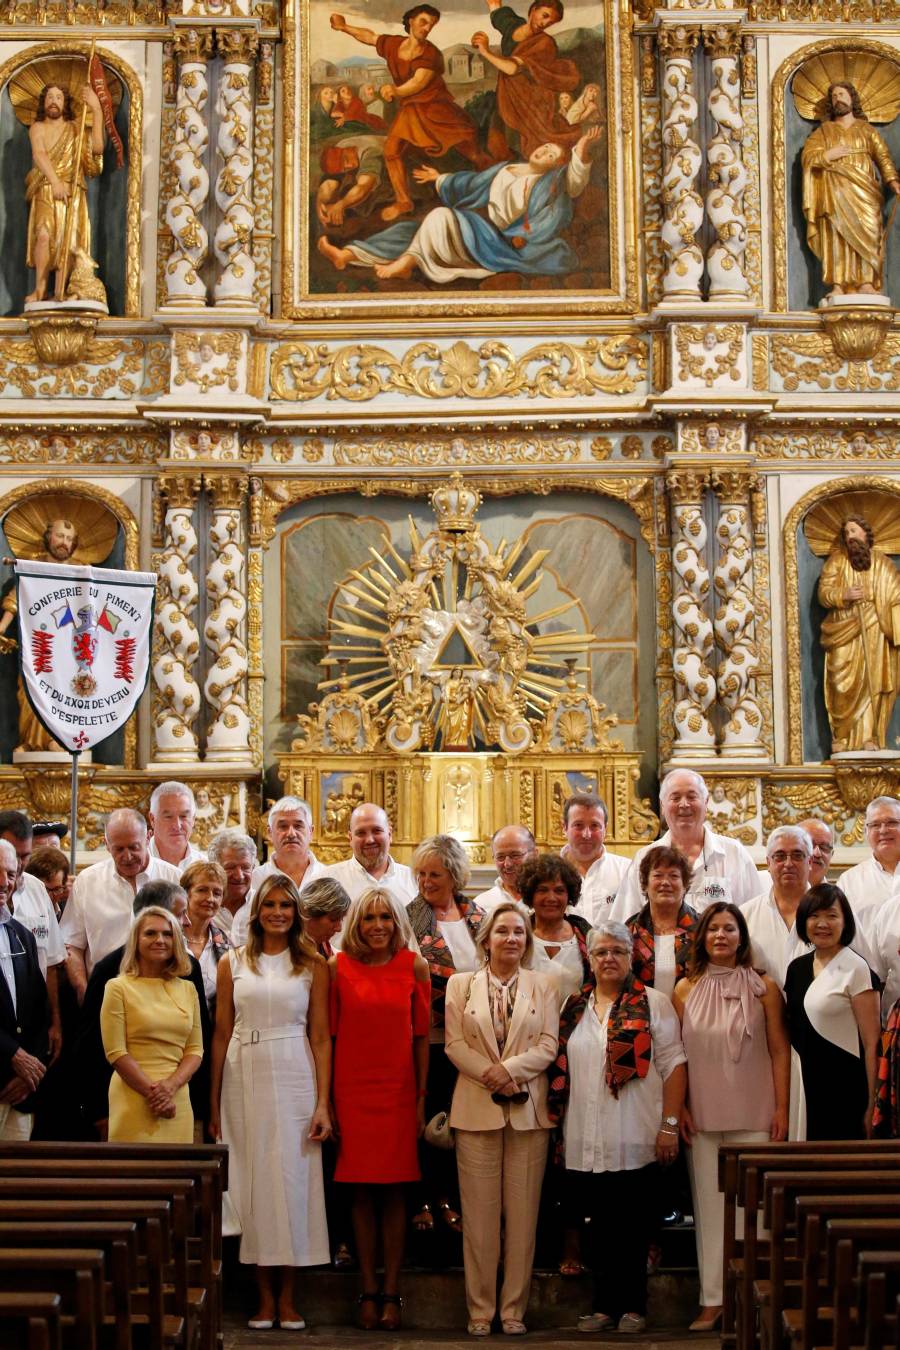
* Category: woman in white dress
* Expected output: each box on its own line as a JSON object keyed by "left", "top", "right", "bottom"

{"left": 519, "top": 855, "right": 592, "bottom": 1007}
{"left": 210, "top": 873, "right": 332, "bottom": 1331}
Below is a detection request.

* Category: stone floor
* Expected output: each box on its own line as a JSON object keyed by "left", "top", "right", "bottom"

{"left": 224, "top": 1325, "right": 714, "bottom": 1349}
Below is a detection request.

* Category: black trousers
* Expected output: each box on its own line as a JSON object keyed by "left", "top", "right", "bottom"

{"left": 416, "top": 1045, "right": 460, "bottom": 1209}
{"left": 573, "top": 1162, "right": 662, "bottom": 1318}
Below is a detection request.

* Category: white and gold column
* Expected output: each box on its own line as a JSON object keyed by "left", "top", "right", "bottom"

{"left": 668, "top": 468, "right": 716, "bottom": 758}
{"left": 214, "top": 28, "right": 259, "bottom": 308}
{"left": 164, "top": 27, "right": 213, "bottom": 308}
{"left": 204, "top": 473, "right": 253, "bottom": 763}
{"left": 658, "top": 24, "right": 703, "bottom": 300}
{"left": 712, "top": 467, "right": 767, "bottom": 759}
{"left": 704, "top": 23, "right": 750, "bottom": 299}
{"left": 152, "top": 475, "right": 202, "bottom": 763}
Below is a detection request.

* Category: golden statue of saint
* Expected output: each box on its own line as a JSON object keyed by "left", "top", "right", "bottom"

{"left": 439, "top": 667, "right": 477, "bottom": 751}
{"left": 26, "top": 82, "right": 105, "bottom": 304}
{"left": 801, "top": 81, "right": 900, "bottom": 297}
{"left": 818, "top": 514, "right": 900, "bottom": 752}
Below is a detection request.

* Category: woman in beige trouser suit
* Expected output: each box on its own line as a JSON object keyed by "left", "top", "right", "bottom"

{"left": 444, "top": 902, "right": 559, "bottom": 1336}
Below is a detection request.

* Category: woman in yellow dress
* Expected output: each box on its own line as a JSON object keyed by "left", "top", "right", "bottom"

{"left": 100, "top": 905, "right": 203, "bottom": 1143}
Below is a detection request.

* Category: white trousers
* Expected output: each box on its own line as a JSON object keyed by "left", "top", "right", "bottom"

{"left": 687, "top": 1128, "right": 770, "bottom": 1306}
{"left": 455, "top": 1125, "right": 549, "bottom": 1324}
{"left": 0, "top": 1104, "right": 32, "bottom": 1140}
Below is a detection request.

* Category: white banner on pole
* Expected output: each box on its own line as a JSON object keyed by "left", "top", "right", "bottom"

{"left": 15, "top": 559, "right": 156, "bottom": 755}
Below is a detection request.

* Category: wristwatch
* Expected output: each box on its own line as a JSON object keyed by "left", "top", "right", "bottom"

{"left": 661, "top": 1116, "right": 679, "bottom": 1129}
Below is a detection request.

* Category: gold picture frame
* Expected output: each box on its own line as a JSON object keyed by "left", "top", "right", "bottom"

{"left": 280, "top": 0, "right": 638, "bottom": 321}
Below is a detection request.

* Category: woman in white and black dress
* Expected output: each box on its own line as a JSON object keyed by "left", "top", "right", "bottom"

{"left": 210, "top": 874, "right": 332, "bottom": 1331}
{"left": 784, "top": 883, "right": 880, "bottom": 1141}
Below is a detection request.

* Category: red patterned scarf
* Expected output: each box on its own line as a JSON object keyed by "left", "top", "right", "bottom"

{"left": 627, "top": 901, "right": 699, "bottom": 987}
{"left": 605, "top": 973, "right": 652, "bottom": 1098}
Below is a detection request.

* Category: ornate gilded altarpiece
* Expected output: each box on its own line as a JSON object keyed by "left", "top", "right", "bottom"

{"left": 0, "top": 1, "right": 895, "bottom": 869}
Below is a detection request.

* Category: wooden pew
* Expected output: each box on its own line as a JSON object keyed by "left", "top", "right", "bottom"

{"left": 719, "top": 1142, "right": 900, "bottom": 1348}
{"left": 0, "top": 1250, "right": 104, "bottom": 1350}
{"left": 723, "top": 1144, "right": 900, "bottom": 1350}
{"left": 0, "top": 1199, "right": 180, "bottom": 1350}
{"left": 0, "top": 1165, "right": 210, "bottom": 1350}
{"left": 0, "top": 1178, "right": 195, "bottom": 1347}
{"left": 0, "top": 1292, "right": 63, "bottom": 1350}
{"left": 758, "top": 1172, "right": 900, "bottom": 1350}
{"left": 856, "top": 1252, "right": 900, "bottom": 1350}
{"left": 0, "top": 1223, "right": 137, "bottom": 1350}
{"left": 786, "top": 1207, "right": 900, "bottom": 1350}
{"left": 0, "top": 1144, "right": 226, "bottom": 1350}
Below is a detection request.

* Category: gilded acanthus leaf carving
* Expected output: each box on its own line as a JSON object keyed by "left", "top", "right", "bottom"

{"left": 269, "top": 337, "right": 648, "bottom": 403}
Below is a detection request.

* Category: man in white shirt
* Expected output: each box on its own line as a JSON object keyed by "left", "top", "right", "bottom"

{"left": 797, "top": 817, "right": 835, "bottom": 888}
{"left": 0, "top": 811, "right": 64, "bottom": 1064}
{"left": 207, "top": 829, "right": 257, "bottom": 933}
{"left": 477, "top": 825, "right": 537, "bottom": 912}
{"left": 250, "top": 796, "right": 328, "bottom": 893}
{"left": 326, "top": 803, "right": 416, "bottom": 906}
{"left": 839, "top": 796, "right": 900, "bottom": 950}
{"left": 742, "top": 825, "right": 813, "bottom": 1140}
{"left": 743, "top": 826, "right": 813, "bottom": 986}
{"left": 610, "top": 769, "right": 762, "bottom": 922}
{"left": 561, "top": 794, "right": 631, "bottom": 926}
{"left": 60, "top": 808, "right": 180, "bottom": 1001}
{"left": 148, "top": 781, "right": 207, "bottom": 871}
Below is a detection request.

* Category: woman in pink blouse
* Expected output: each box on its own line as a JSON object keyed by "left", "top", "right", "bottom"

{"left": 672, "top": 901, "right": 790, "bottom": 1332}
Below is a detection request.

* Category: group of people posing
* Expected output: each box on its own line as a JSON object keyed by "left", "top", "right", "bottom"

{"left": 5, "top": 773, "right": 900, "bottom": 1335}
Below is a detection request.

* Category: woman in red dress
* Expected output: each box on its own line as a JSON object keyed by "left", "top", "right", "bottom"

{"left": 330, "top": 7, "right": 492, "bottom": 220}
{"left": 329, "top": 888, "right": 430, "bottom": 1330}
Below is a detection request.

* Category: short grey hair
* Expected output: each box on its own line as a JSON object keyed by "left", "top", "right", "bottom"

{"left": 208, "top": 829, "right": 257, "bottom": 864}
{"left": 105, "top": 808, "right": 148, "bottom": 839}
{"left": 150, "top": 781, "right": 196, "bottom": 815}
{"left": 866, "top": 796, "right": 900, "bottom": 824}
{"left": 588, "top": 921, "right": 634, "bottom": 956}
{"left": 412, "top": 834, "right": 471, "bottom": 893}
{"left": 301, "top": 876, "right": 352, "bottom": 919}
{"left": 268, "top": 796, "right": 312, "bottom": 829}
{"left": 766, "top": 825, "right": 812, "bottom": 857}
{"left": 660, "top": 769, "right": 709, "bottom": 804}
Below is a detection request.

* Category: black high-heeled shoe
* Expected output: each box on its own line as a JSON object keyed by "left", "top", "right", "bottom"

{"left": 380, "top": 1294, "right": 403, "bottom": 1331}
{"left": 357, "top": 1292, "right": 381, "bottom": 1330}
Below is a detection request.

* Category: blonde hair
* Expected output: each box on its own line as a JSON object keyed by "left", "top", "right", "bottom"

{"left": 474, "top": 900, "right": 534, "bottom": 967}
{"left": 243, "top": 873, "right": 317, "bottom": 975}
{"left": 181, "top": 860, "right": 227, "bottom": 896}
{"left": 412, "top": 833, "right": 471, "bottom": 893}
{"left": 119, "top": 906, "right": 191, "bottom": 979}
{"left": 341, "top": 887, "right": 415, "bottom": 961}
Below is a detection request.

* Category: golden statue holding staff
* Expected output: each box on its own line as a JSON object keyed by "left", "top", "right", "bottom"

{"left": 8, "top": 47, "right": 124, "bottom": 308}
{"left": 796, "top": 57, "right": 900, "bottom": 298}
{"left": 809, "top": 501, "right": 900, "bottom": 753}
{"left": 26, "top": 79, "right": 105, "bottom": 303}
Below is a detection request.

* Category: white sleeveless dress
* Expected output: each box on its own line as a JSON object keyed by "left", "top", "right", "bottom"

{"left": 221, "top": 949, "right": 329, "bottom": 1266}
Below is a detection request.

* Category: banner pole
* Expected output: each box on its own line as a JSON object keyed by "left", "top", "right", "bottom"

{"left": 69, "top": 751, "right": 79, "bottom": 876}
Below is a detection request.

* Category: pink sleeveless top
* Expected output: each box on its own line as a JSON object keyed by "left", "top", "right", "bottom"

{"left": 682, "top": 964, "right": 775, "bottom": 1132}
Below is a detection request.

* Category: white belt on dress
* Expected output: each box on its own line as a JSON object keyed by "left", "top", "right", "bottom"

{"left": 238, "top": 1025, "right": 304, "bottom": 1046}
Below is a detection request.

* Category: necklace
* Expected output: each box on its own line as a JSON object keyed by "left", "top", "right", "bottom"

{"left": 432, "top": 903, "right": 457, "bottom": 921}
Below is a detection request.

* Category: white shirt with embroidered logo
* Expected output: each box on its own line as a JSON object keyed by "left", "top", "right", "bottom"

{"left": 11, "top": 873, "right": 65, "bottom": 980}
{"left": 609, "top": 826, "right": 761, "bottom": 924}
{"left": 567, "top": 849, "right": 632, "bottom": 927}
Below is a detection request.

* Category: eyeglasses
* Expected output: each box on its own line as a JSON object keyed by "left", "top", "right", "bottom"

{"left": 769, "top": 851, "right": 809, "bottom": 864}
{"left": 495, "top": 852, "right": 527, "bottom": 863}
{"left": 810, "top": 842, "right": 834, "bottom": 855}
{"left": 592, "top": 947, "right": 629, "bottom": 959}
{"left": 867, "top": 819, "right": 900, "bottom": 832}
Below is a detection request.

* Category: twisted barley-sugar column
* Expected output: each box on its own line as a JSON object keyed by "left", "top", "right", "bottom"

{"left": 711, "top": 468, "right": 767, "bottom": 759}
{"left": 658, "top": 24, "right": 703, "bottom": 300}
{"left": 703, "top": 24, "right": 751, "bottom": 299}
{"left": 164, "top": 28, "right": 213, "bottom": 308}
{"left": 153, "top": 475, "right": 203, "bottom": 763}
{"left": 214, "top": 28, "right": 259, "bottom": 308}
{"left": 668, "top": 468, "right": 717, "bottom": 758}
{"left": 204, "top": 473, "right": 253, "bottom": 764}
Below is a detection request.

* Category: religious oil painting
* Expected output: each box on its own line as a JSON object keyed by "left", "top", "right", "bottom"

{"left": 288, "top": 0, "right": 630, "bottom": 315}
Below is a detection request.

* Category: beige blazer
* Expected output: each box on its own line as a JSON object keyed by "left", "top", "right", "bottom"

{"left": 444, "top": 966, "right": 559, "bottom": 1132}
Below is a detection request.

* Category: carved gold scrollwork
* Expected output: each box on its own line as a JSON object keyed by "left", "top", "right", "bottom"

{"left": 268, "top": 338, "right": 648, "bottom": 403}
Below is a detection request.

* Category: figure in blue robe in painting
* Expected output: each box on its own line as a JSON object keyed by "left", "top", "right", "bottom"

{"left": 316, "top": 126, "right": 600, "bottom": 283}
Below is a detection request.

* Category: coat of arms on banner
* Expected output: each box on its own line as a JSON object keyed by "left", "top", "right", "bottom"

{"left": 16, "top": 559, "right": 156, "bottom": 754}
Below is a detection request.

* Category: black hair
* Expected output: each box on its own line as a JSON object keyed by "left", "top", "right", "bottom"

{"left": 133, "top": 880, "right": 187, "bottom": 917}
{"left": 795, "top": 883, "right": 856, "bottom": 946}
{"left": 0, "top": 810, "right": 31, "bottom": 843}
{"left": 402, "top": 4, "right": 440, "bottom": 30}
